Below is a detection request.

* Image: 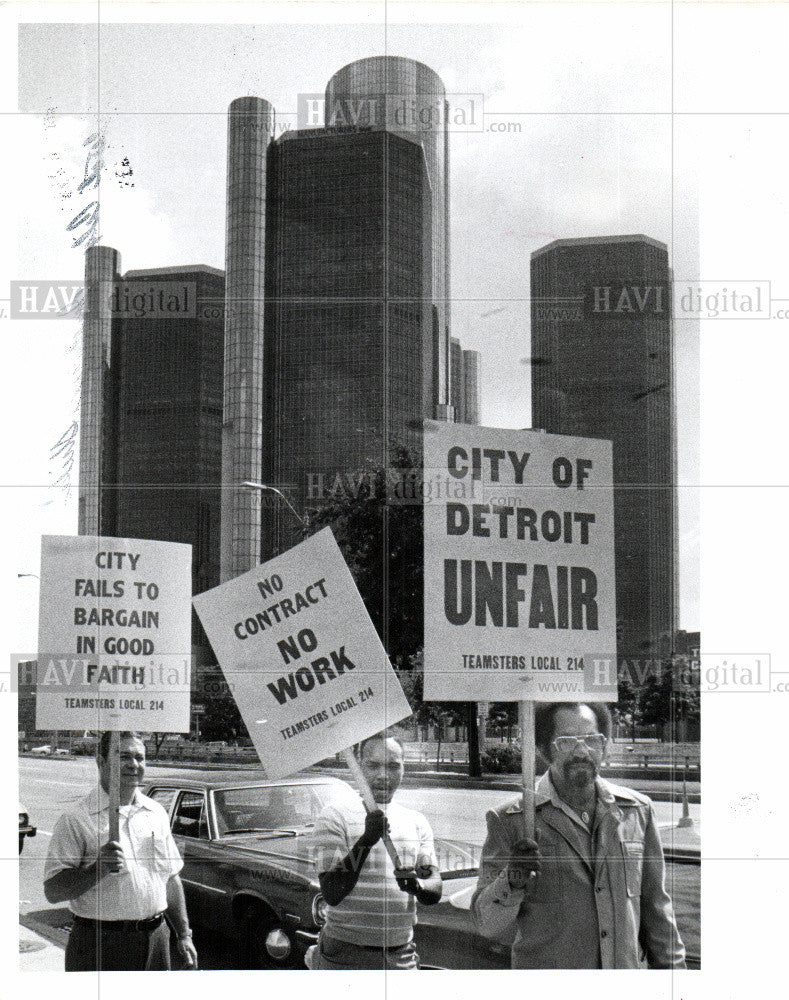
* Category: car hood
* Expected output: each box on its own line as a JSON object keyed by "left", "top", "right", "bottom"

{"left": 212, "top": 830, "right": 319, "bottom": 880}
{"left": 208, "top": 833, "right": 481, "bottom": 883}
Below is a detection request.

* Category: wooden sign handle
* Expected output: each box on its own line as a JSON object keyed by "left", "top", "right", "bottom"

{"left": 108, "top": 730, "right": 121, "bottom": 842}
{"left": 518, "top": 701, "right": 536, "bottom": 840}
{"left": 341, "top": 748, "right": 403, "bottom": 869}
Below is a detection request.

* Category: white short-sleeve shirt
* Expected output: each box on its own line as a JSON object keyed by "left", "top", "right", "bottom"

{"left": 44, "top": 785, "right": 183, "bottom": 920}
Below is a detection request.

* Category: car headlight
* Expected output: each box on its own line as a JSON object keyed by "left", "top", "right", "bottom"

{"left": 311, "top": 893, "right": 328, "bottom": 926}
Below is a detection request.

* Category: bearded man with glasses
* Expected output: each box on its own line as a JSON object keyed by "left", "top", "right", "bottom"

{"left": 471, "top": 702, "right": 686, "bottom": 969}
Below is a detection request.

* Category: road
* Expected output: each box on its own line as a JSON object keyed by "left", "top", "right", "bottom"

{"left": 19, "top": 754, "right": 700, "bottom": 965}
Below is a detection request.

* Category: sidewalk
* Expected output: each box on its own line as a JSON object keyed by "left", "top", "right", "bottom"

{"left": 658, "top": 820, "right": 701, "bottom": 852}
{"left": 306, "top": 763, "right": 702, "bottom": 804}
{"left": 19, "top": 922, "right": 63, "bottom": 972}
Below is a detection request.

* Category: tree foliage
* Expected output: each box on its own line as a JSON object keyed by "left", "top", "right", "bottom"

{"left": 301, "top": 445, "right": 481, "bottom": 774}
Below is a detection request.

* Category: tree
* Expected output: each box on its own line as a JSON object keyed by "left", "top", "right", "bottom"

{"left": 199, "top": 673, "right": 248, "bottom": 743}
{"left": 302, "top": 445, "right": 482, "bottom": 775}
{"left": 395, "top": 651, "right": 465, "bottom": 767}
{"left": 635, "top": 658, "right": 700, "bottom": 737}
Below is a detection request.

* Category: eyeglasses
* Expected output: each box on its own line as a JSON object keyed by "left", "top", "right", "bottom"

{"left": 552, "top": 734, "right": 606, "bottom": 754}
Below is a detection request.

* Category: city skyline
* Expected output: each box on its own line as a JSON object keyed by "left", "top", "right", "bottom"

{"left": 11, "top": 18, "right": 699, "bottom": 658}
{"left": 7, "top": 7, "right": 789, "bottom": 991}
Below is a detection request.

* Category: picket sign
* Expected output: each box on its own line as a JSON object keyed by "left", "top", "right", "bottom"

{"left": 420, "top": 424, "right": 620, "bottom": 841}
{"left": 342, "top": 748, "right": 404, "bottom": 869}
{"left": 36, "top": 535, "right": 192, "bottom": 853}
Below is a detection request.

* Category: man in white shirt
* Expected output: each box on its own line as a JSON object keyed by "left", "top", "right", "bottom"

{"left": 309, "top": 733, "right": 442, "bottom": 969}
{"left": 44, "top": 731, "right": 198, "bottom": 971}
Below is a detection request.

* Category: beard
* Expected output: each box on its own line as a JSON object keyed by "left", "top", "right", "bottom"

{"left": 562, "top": 758, "right": 597, "bottom": 789}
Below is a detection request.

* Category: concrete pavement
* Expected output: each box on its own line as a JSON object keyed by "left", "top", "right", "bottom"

{"left": 19, "top": 921, "right": 63, "bottom": 971}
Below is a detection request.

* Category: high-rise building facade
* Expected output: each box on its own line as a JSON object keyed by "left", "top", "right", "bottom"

{"left": 530, "top": 235, "right": 677, "bottom": 659}
{"left": 450, "top": 338, "right": 466, "bottom": 422}
{"left": 79, "top": 245, "right": 122, "bottom": 536}
{"left": 450, "top": 338, "right": 481, "bottom": 424}
{"left": 325, "top": 57, "right": 451, "bottom": 415}
{"left": 462, "top": 349, "right": 481, "bottom": 424}
{"left": 221, "top": 97, "right": 274, "bottom": 581}
{"left": 217, "top": 56, "right": 455, "bottom": 564}
{"left": 78, "top": 253, "right": 225, "bottom": 653}
{"left": 262, "top": 125, "right": 432, "bottom": 551}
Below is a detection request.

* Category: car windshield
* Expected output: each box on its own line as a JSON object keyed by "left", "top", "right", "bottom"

{"left": 212, "top": 783, "right": 348, "bottom": 836}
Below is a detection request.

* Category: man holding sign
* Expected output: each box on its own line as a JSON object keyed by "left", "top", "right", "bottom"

{"left": 308, "top": 733, "right": 442, "bottom": 970}
{"left": 471, "top": 703, "right": 685, "bottom": 969}
{"left": 44, "top": 732, "right": 198, "bottom": 972}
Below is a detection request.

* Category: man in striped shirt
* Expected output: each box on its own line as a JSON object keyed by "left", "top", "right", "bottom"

{"left": 309, "top": 733, "right": 442, "bottom": 969}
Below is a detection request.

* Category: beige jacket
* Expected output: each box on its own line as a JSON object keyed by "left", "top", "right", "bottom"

{"left": 471, "top": 774, "right": 686, "bottom": 969}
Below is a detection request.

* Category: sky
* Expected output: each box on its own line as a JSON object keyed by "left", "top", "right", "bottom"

{"left": 8, "top": 11, "right": 700, "bottom": 655}
{"left": 4, "top": 2, "right": 789, "bottom": 996}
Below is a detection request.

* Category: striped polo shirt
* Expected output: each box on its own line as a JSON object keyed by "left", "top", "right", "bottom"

{"left": 311, "top": 796, "right": 438, "bottom": 948}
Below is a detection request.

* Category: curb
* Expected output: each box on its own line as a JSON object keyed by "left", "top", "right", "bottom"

{"left": 306, "top": 765, "right": 701, "bottom": 803}
{"left": 22, "top": 753, "right": 701, "bottom": 803}
{"left": 20, "top": 913, "right": 69, "bottom": 950}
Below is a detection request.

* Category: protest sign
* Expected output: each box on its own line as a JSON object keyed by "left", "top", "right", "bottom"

{"left": 422, "top": 422, "right": 617, "bottom": 703}
{"left": 36, "top": 534, "right": 193, "bottom": 732}
{"left": 193, "top": 526, "right": 412, "bottom": 780}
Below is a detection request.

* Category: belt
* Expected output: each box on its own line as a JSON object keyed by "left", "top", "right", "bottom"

{"left": 358, "top": 942, "right": 413, "bottom": 952}
{"left": 324, "top": 934, "right": 412, "bottom": 953}
{"left": 73, "top": 913, "right": 165, "bottom": 934}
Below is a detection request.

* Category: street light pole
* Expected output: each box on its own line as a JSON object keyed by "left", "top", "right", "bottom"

{"left": 241, "top": 481, "right": 304, "bottom": 525}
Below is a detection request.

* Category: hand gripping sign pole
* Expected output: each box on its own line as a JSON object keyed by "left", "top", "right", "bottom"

{"left": 518, "top": 702, "right": 536, "bottom": 839}
{"left": 342, "top": 748, "right": 403, "bottom": 869}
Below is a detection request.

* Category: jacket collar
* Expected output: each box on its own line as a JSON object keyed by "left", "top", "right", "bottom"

{"left": 503, "top": 773, "right": 642, "bottom": 814}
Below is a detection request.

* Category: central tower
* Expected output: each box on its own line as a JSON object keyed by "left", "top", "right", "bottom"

{"left": 325, "top": 57, "right": 452, "bottom": 416}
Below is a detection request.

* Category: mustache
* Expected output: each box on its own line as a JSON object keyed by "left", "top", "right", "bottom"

{"left": 563, "top": 759, "right": 596, "bottom": 774}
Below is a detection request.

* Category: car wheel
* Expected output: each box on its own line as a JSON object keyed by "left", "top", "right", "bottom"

{"left": 238, "top": 902, "right": 299, "bottom": 969}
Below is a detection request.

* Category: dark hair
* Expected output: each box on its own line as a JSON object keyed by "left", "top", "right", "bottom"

{"left": 358, "top": 731, "right": 405, "bottom": 759}
{"left": 98, "top": 731, "right": 144, "bottom": 760}
{"left": 534, "top": 703, "right": 612, "bottom": 754}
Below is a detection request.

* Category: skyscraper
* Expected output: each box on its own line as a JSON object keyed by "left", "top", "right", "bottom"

{"left": 325, "top": 57, "right": 451, "bottom": 415}
{"left": 450, "top": 338, "right": 466, "bottom": 422}
{"left": 221, "top": 96, "right": 275, "bottom": 581}
{"left": 78, "top": 251, "right": 225, "bottom": 653}
{"left": 262, "top": 125, "right": 433, "bottom": 551}
{"left": 79, "top": 245, "right": 122, "bottom": 537}
{"left": 462, "top": 349, "right": 481, "bottom": 424}
{"left": 450, "top": 339, "right": 481, "bottom": 424}
{"left": 80, "top": 58, "right": 460, "bottom": 592}
{"left": 218, "top": 56, "right": 454, "bottom": 563}
{"left": 530, "top": 235, "right": 677, "bottom": 659}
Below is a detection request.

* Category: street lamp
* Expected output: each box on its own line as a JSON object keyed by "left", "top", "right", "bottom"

{"left": 242, "top": 481, "right": 304, "bottom": 525}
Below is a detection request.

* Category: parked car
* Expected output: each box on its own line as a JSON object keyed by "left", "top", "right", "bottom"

{"left": 19, "top": 803, "right": 36, "bottom": 853}
{"left": 144, "top": 776, "right": 700, "bottom": 970}
{"left": 30, "top": 745, "right": 52, "bottom": 755}
{"left": 144, "top": 776, "right": 354, "bottom": 967}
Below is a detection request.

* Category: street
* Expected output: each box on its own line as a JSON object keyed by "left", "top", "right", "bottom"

{"left": 19, "top": 754, "right": 700, "bottom": 933}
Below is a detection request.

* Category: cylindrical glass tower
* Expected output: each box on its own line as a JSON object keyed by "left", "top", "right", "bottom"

{"left": 79, "top": 244, "right": 121, "bottom": 536}
{"left": 221, "top": 96, "right": 275, "bottom": 580}
{"left": 325, "top": 57, "right": 451, "bottom": 412}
